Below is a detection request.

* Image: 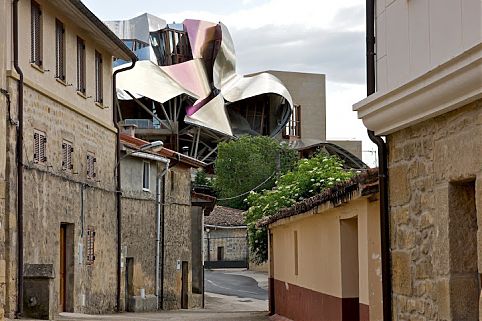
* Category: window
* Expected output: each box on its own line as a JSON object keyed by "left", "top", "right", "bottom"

{"left": 86, "top": 153, "right": 96, "bottom": 179}
{"left": 86, "top": 226, "right": 95, "bottom": 265}
{"left": 61, "top": 141, "right": 73, "bottom": 171}
{"left": 142, "top": 161, "right": 150, "bottom": 191}
{"left": 284, "top": 104, "right": 301, "bottom": 138}
{"left": 55, "top": 19, "right": 65, "bottom": 81}
{"left": 30, "top": 1, "right": 42, "bottom": 66}
{"left": 33, "top": 130, "right": 47, "bottom": 163}
{"left": 95, "top": 51, "right": 103, "bottom": 103}
{"left": 77, "top": 37, "right": 86, "bottom": 94}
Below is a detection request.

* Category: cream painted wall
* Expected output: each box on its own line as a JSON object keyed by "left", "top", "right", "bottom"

{"left": 7, "top": 0, "right": 115, "bottom": 127}
{"left": 271, "top": 198, "right": 370, "bottom": 297}
{"left": 375, "top": 0, "right": 482, "bottom": 92}
{"left": 270, "top": 196, "right": 382, "bottom": 320}
{"left": 367, "top": 199, "right": 383, "bottom": 320}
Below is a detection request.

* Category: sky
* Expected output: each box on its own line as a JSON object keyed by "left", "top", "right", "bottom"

{"left": 82, "top": 0, "right": 377, "bottom": 166}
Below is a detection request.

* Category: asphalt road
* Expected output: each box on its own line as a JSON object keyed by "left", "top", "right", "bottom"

{"left": 205, "top": 270, "right": 268, "bottom": 301}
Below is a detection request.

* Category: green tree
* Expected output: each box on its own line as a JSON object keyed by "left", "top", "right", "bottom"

{"left": 246, "top": 153, "right": 354, "bottom": 263}
{"left": 214, "top": 135, "right": 297, "bottom": 210}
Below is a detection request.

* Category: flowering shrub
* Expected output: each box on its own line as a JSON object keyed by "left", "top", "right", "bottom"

{"left": 246, "top": 153, "right": 353, "bottom": 263}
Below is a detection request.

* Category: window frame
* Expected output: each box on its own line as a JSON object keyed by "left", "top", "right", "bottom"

{"left": 61, "top": 140, "right": 73, "bottom": 171}
{"left": 30, "top": 0, "right": 42, "bottom": 67}
{"left": 33, "top": 130, "right": 47, "bottom": 163}
{"left": 55, "top": 19, "right": 66, "bottom": 81}
{"left": 94, "top": 50, "right": 103, "bottom": 103}
{"left": 86, "top": 226, "right": 96, "bottom": 265}
{"left": 86, "top": 152, "right": 96, "bottom": 179}
{"left": 284, "top": 104, "right": 301, "bottom": 139}
{"left": 142, "top": 161, "right": 150, "bottom": 191}
{"left": 77, "top": 37, "right": 86, "bottom": 94}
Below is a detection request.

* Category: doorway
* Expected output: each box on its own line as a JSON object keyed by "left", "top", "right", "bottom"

{"left": 59, "top": 223, "right": 74, "bottom": 312}
{"left": 181, "top": 261, "right": 189, "bottom": 309}
{"left": 340, "top": 217, "right": 359, "bottom": 321}
{"left": 125, "top": 257, "right": 134, "bottom": 311}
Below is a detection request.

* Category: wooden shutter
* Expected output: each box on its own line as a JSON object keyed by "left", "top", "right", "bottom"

{"left": 77, "top": 37, "right": 86, "bottom": 93}
{"left": 86, "top": 226, "right": 95, "bottom": 265}
{"left": 33, "top": 132, "right": 39, "bottom": 162}
{"left": 95, "top": 51, "right": 103, "bottom": 103}
{"left": 31, "top": 1, "right": 42, "bottom": 66}
{"left": 55, "top": 20, "right": 65, "bottom": 80}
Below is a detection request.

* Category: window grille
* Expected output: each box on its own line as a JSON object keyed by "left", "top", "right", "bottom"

{"left": 143, "top": 161, "right": 150, "bottom": 190}
{"left": 86, "top": 153, "right": 96, "bottom": 179}
{"left": 77, "top": 37, "right": 86, "bottom": 94}
{"left": 30, "top": 1, "right": 42, "bottom": 66}
{"left": 33, "top": 130, "right": 47, "bottom": 163}
{"left": 61, "top": 141, "right": 73, "bottom": 171}
{"left": 55, "top": 19, "right": 65, "bottom": 80}
{"left": 95, "top": 51, "right": 103, "bottom": 103}
{"left": 86, "top": 226, "right": 95, "bottom": 265}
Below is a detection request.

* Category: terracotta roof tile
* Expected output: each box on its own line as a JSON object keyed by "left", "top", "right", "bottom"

{"left": 204, "top": 206, "right": 246, "bottom": 227}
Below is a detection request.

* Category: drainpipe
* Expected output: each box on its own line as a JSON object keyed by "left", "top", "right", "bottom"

{"left": 366, "top": 0, "right": 392, "bottom": 320}
{"left": 156, "top": 160, "right": 170, "bottom": 310}
{"left": 113, "top": 59, "right": 137, "bottom": 312}
{"left": 12, "top": 0, "right": 24, "bottom": 317}
{"left": 159, "top": 171, "right": 168, "bottom": 309}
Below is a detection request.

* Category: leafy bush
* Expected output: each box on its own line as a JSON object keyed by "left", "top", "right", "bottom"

{"left": 246, "top": 153, "right": 353, "bottom": 263}
{"left": 214, "top": 136, "right": 297, "bottom": 210}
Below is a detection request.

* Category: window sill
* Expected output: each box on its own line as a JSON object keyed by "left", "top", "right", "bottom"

{"left": 77, "top": 91, "right": 88, "bottom": 99}
{"left": 95, "top": 101, "right": 108, "bottom": 109}
{"left": 30, "top": 63, "right": 45, "bottom": 73}
{"left": 56, "top": 78, "right": 68, "bottom": 86}
{"left": 142, "top": 188, "right": 150, "bottom": 192}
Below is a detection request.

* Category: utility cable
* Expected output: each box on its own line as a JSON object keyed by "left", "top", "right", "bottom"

{"left": 217, "top": 171, "right": 277, "bottom": 201}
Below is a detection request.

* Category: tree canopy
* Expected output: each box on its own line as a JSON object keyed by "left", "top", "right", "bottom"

{"left": 214, "top": 135, "right": 297, "bottom": 210}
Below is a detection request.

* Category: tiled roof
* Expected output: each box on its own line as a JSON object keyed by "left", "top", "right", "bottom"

{"left": 204, "top": 206, "right": 246, "bottom": 227}
{"left": 258, "top": 168, "right": 379, "bottom": 227}
{"left": 120, "top": 133, "right": 206, "bottom": 168}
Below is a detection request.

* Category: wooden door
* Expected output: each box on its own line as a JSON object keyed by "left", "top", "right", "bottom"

{"left": 181, "top": 261, "right": 188, "bottom": 309}
{"left": 59, "top": 225, "right": 67, "bottom": 312}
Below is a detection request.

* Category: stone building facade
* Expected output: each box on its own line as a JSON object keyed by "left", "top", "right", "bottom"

{"left": 0, "top": 1, "right": 7, "bottom": 319}
{"left": 2, "top": 0, "right": 134, "bottom": 318}
{"left": 203, "top": 206, "right": 248, "bottom": 269}
{"left": 163, "top": 165, "right": 202, "bottom": 310}
{"left": 119, "top": 132, "right": 209, "bottom": 312}
{"left": 354, "top": 0, "right": 481, "bottom": 319}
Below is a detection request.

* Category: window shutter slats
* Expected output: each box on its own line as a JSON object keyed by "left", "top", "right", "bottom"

{"left": 31, "top": 1, "right": 42, "bottom": 66}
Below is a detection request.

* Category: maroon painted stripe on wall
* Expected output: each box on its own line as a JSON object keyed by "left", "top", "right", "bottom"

{"left": 273, "top": 279, "right": 368, "bottom": 321}
{"left": 359, "top": 303, "right": 369, "bottom": 321}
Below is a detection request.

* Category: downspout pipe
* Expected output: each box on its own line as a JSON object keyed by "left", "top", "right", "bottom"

{"left": 113, "top": 58, "right": 137, "bottom": 312}
{"left": 156, "top": 160, "right": 170, "bottom": 310}
{"left": 366, "top": 0, "right": 392, "bottom": 320}
{"left": 13, "top": 0, "right": 24, "bottom": 317}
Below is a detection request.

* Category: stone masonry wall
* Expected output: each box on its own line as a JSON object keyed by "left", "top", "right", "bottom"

{"left": 163, "top": 166, "right": 199, "bottom": 310}
{"left": 121, "top": 196, "right": 157, "bottom": 297}
{"left": 204, "top": 228, "right": 247, "bottom": 262}
{"left": 388, "top": 100, "right": 482, "bottom": 320}
{"left": 5, "top": 80, "right": 118, "bottom": 316}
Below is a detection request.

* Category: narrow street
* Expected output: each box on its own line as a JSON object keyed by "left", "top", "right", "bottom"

{"left": 205, "top": 270, "right": 268, "bottom": 301}
{"left": 13, "top": 270, "right": 269, "bottom": 321}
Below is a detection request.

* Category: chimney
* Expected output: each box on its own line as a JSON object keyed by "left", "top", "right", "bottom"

{"left": 119, "top": 123, "right": 137, "bottom": 137}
